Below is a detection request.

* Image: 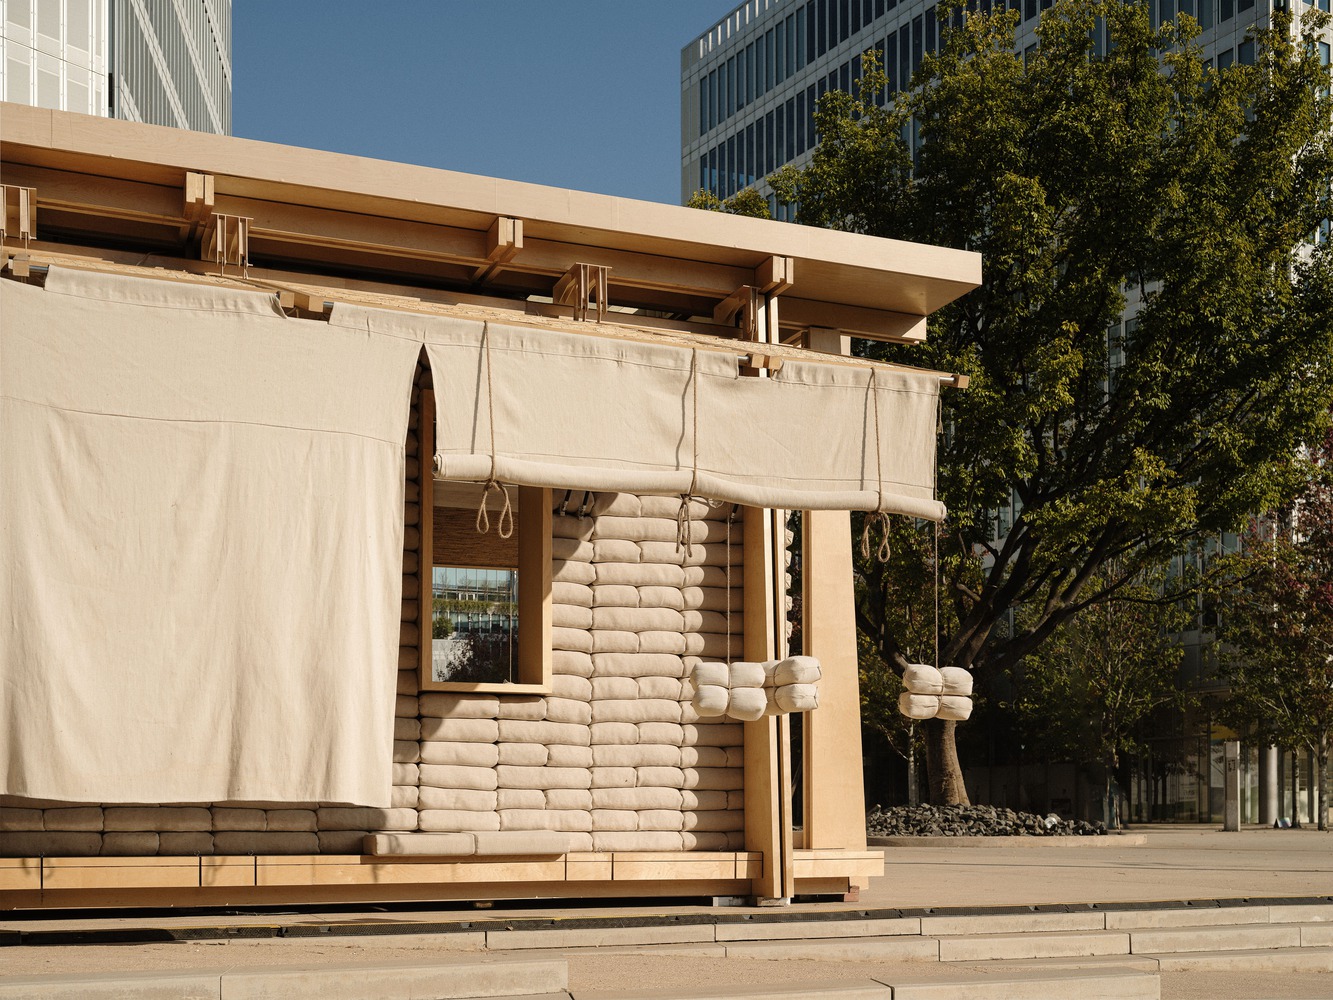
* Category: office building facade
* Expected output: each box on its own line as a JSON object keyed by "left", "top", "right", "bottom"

{"left": 681, "top": 0, "right": 1329, "bottom": 214}
{"left": 1, "top": 0, "right": 231, "bottom": 134}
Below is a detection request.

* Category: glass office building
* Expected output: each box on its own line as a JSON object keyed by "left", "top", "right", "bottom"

{"left": 681, "top": 0, "right": 1328, "bottom": 215}
{"left": 2, "top": 0, "right": 231, "bottom": 134}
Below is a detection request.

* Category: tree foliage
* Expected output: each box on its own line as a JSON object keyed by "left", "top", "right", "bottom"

{"left": 1010, "top": 568, "right": 1193, "bottom": 826}
{"left": 685, "top": 187, "right": 772, "bottom": 218}
{"left": 775, "top": 0, "right": 1333, "bottom": 802}
{"left": 1213, "top": 429, "right": 1333, "bottom": 829}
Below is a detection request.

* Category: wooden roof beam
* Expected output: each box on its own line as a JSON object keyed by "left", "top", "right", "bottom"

{"left": 181, "top": 171, "right": 214, "bottom": 245}
{"left": 781, "top": 298, "right": 928, "bottom": 345}
{"left": 471, "top": 216, "right": 523, "bottom": 286}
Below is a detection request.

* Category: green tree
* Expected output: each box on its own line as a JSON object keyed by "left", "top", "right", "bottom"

{"left": 1214, "top": 431, "right": 1333, "bottom": 830}
{"left": 685, "top": 187, "right": 772, "bottom": 218}
{"left": 774, "top": 0, "right": 1333, "bottom": 802}
{"left": 1011, "top": 568, "right": 1193, "bottom": 827}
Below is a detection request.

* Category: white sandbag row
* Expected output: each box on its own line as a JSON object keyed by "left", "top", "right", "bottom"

{"left": 898, "top": 663, "right": 974, "bottom": 720}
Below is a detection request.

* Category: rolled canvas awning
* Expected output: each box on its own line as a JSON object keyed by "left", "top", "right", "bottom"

{"left": 371, "top": 312, "right": 943, "bottom": 521}
{"left": 0, "top": 269, "right": 417, "bottom": 805}
{"left": 2, "top": 271, "right": 942, "bottom": 806}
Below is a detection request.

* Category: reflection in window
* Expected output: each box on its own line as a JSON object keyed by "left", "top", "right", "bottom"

{"left": 432, "top": 565, "right": 519, "bottom": 685}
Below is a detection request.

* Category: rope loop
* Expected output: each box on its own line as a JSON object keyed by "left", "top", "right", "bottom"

{"left": 858, "top": 367, "right": 891, "bottom": 563}
{"left": 859, "top": 511, "right": 892, "bottom": 564}
{"left": 676, "top": 495, "right": 695, "bottom": 557}
{"left": 476, "top": 479, "right": 515, "bottom": 539}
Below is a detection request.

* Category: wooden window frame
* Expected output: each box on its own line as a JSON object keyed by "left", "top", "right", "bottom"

{"left": 418, "top": 388, "right": 552, "bottom": 695}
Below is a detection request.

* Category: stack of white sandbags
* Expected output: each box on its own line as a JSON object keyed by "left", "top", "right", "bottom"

{"left": 897, "top": 663, "right": 974, "bottom": 721}
{"left": 691, "top": 656, "right": 821, "bottom": 720}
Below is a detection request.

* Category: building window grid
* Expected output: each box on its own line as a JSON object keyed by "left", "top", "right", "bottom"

{"left": 688, "top": 0, "right": 1321, "bottom": 200}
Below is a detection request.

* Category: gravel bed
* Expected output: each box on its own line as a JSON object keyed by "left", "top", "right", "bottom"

{"left": 867, "top": 803, "right": 1107, "bottom": 837}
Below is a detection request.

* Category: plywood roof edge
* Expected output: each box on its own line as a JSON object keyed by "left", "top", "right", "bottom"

{"left": 0, "top": 103, "right": 981, "bottom": 302}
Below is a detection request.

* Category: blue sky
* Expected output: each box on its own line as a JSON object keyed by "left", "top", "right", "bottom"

{"left": 233, "top": 1, "right": 729, "bottom": 206}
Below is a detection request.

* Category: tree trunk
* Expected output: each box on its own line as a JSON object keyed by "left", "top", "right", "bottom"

{"left": 1105, "top": 760, "right": 1115, "bottom": 830}
{"left": 925, "top": 718, "right": 971, "bottom": 805}
{"left": 1291, "top": 749, "right": 1301, "bottom": 828}
{"left": 1319, "top": 735, "right": 1328, "bottom": 833}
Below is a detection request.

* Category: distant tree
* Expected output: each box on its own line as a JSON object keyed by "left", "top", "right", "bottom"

{"left": 769, "top": 0, "right": 1333, "bottom": 803}
{"left": 1214, "top": 431, "right": 1333, "bottom": 830}
{"left": 1011, "top": 568, "right": 1193, "bottom": 827}
{"left": 686, "top": 187, "right": 772, "bottom": 218}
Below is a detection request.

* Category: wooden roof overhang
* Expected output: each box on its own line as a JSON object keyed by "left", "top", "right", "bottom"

{"left": 0, "top": 103, "right": 980, "bottom": 357}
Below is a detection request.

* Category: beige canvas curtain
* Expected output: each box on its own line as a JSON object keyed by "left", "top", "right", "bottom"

{"left": 0, "top": 270, "right": 420, "bottom": 805}
{"left": 414, "top": 315, "right": 944, "bottom": 520}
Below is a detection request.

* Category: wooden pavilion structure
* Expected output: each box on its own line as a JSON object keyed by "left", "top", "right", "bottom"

{"left": 0, "top": 103, "right": 979, "bottom": 909}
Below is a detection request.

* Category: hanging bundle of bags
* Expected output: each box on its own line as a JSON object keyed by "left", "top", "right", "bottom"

{"left": 898, "top": 663, "right": 973, "bottom": 721}
{"left": 691, "top": 655, "right": 821, "bottom": 721}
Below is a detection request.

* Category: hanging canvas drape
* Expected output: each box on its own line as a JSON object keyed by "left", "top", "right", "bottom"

{"left": 0, "top": 270, "right": 419, "bottom": 805}
{"left": 2, "top": 279, "right": 944, "bottom": 807}
{"left": 406, "top": 313, "right": 945, "bottom": 520}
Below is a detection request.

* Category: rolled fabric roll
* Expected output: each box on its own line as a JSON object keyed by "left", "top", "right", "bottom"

{"left": 692, "top": 662, "right": 730, "bottom": 688}
{"left": 936, "top": 695, "right": 973, "bottom": 721}
{"left": 940, "top": 666, "right": 974, "bottom": 696}
{"left": 693, "top": 684, "right": 730, "bottom": 717}
{"left": 729, "top": 661, "right": 768, "bottom": 690}
{"left": 762, "top": 659, "right": 780, "bottom": 688}
{"left": 726, "top": 686, "right": 767, "bottom": 721}
{"left": 898, "top": 692, "right": 940, "bottom": 720}
{"left": 773, "top": 655, "right": 821, "bottom": 686}
{"left": 903, "top": 663, "right": 944, "bottom": 695}
{"left": 775, "top": 684, "right": 820, "bottom": 713}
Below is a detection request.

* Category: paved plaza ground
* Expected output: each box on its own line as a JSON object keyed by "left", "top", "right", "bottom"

{"left": 2, "top": 824, "right": 1330, "bottom": 998}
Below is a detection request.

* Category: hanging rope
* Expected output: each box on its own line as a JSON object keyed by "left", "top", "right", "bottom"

{"left": 934, "top": 391, "right": 943, "bottom": 670}
{"left": 475, "top": 325, "right": 514, "bottom": 538}
{"left": 677, "top": 349, "right": 702, "bottom": 556}
{"left": 859, "top": 368, "right": 892, "bottom": 563}
{"left": 934, "top": 518, "right": 941, "bottom": 671}
{"left": 725, "top": 504, "right": 737, "bottom": 664}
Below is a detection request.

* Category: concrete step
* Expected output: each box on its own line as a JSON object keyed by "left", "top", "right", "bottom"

{"left": 0, "top": 956, "right": 569, "bottom": 1000}
{"left": 1148, "top": 945, "right": 1333, "bottom": 973}
{"left": 721, "top": 934, "right": 940, "bottom": 961}
{"left": 921, "top": 911, "right": 1106, "bottom": 935}
{"left": 936, "top": 929, "right": 1131, "bottom": 962}
{"left": 1128, "top": 922, "right": 1303, "bottom": 954}
{"left": 572, "top": 968, "right": 1158, "bottom": 1000}
{"left": 485, "top": 923, "right": 714, "bottom": 951}
{"left": 876, "top": 966, "right": 1159, "bottom": 1000}
{"left": 571, "top": 980, "right": 892, "bottom": 1000}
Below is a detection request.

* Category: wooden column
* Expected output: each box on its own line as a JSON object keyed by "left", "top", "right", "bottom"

{"left": 742, "top": 505, "right": 794, "bottom": 900}
{"left": 803, "top": 328, "right": 868, "bottom": 850}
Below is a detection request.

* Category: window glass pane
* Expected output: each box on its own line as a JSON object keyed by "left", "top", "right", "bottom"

{"left": 1221, "top": 0, "right": 1234, "bottom": 19}
{"left": 431, "top": 490, "right": 523, "bottom": 687}
{"left": 1238, "top": 39, "right": 1254, "bottom": 63}
{"left": 786, "top": 97, "right": 796, "bottom": 159}
{"left": 432, "top": 566, "right": 519, "bottom": 684}
{"left": 818, "top": 0, "right": 828, "bottom": 55}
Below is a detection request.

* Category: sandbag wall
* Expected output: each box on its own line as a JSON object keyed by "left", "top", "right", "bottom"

{"left": 0, "top": 364, "right": 747, "bottom": 856}
{"left": 406, "top": 492, "right": 747, "bottom": 853}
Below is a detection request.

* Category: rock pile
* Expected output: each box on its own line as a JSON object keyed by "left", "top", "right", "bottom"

{"left": 867, "top": 804, "right": 1106, "bottom": 837}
